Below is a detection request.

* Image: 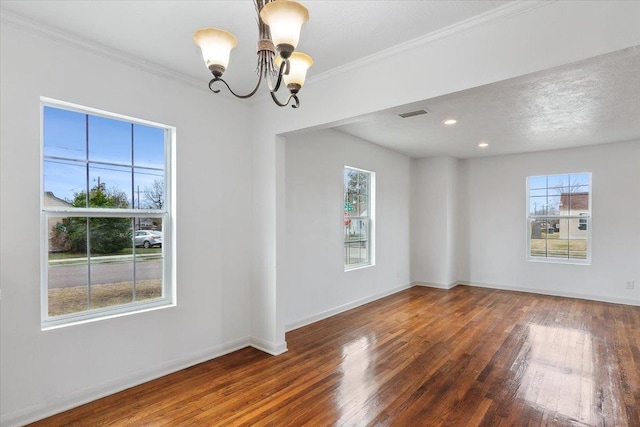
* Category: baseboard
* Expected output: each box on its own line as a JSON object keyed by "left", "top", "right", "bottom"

{"left": 249, "top": 337, "right": 288, "bottom": 356}
{"left": 285, "top": 283, "right": 413, "bottom": 332}
{"left": 460, "top": 280, "right": 640, "bottom": 307}
{"left": 1, "top": 336, "right": 251, "bottom": 427}
{"left": 412, "top": 280, "right": 459, "bottom": 290}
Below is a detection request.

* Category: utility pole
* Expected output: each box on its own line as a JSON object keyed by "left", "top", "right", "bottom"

{"left": 137, "top": 185, "right": 140, "bottom": 230}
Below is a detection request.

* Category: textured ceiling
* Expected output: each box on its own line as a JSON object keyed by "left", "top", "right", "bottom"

{"left": 333, "top": 46, "right": 640, "bottom": 158}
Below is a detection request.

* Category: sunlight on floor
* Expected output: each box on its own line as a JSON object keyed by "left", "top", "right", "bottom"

{"left": 519, "top": 324, "right": 595, "bottom": 423}
{"left": 335, "top": 334, "right": 379, "bottom": 425}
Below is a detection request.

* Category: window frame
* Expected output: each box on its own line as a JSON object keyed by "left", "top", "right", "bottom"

{"left": 40, "top": 97, "right": 176, "bottom": 329}
{"left": 526, "top": 172, "right": 591, "bottom": 265}
{"left": 343, "top": 166, "right": 375, "bottom": 271}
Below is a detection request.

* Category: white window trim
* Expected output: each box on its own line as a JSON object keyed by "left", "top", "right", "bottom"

{"left": 525, "top": 172, "right": 591, "bottom": 265}
{"left": 40, "top": 97, "right": 177, "bottom": 329}
{"left": 344, "top": 165, "right": 375, "bottom": 271}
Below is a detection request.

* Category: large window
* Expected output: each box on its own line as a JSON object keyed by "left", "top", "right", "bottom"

{"left": 527, "top": 172, "right": 591, "bottom": 263}
{"left": 344, "top": 166, "right": 374, "bottom": 269}
{"left": 41, "top": 99, "right": 174, "bottom": 328}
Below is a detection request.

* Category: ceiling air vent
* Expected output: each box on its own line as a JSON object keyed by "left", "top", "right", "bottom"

{"left": 398, "top": 109, "right": 428, "bottom": 119}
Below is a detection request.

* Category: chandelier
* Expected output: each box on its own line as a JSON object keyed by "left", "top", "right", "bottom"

{"left": 194, "top": 0, "right": 313, "bottom": 108}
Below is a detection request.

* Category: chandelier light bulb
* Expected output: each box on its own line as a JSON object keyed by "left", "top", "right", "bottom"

{"left": 276, "top": 52, "right": 313, "bottom": 92}
{"left": 193, "top": 28, "right": 238, "bottom": 77}
{"left": 260, "top": 0, "right": 309, "bottom": 58}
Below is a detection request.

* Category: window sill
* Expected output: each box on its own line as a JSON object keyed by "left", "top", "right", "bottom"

{"left": 344, "top": 263, "right": 374, "bottom": 272}
{"left": 527, "top": 257, "right": 591, "bottom": 266}
{"left": 41, "top": 299, "right": 175, "bottom": 331}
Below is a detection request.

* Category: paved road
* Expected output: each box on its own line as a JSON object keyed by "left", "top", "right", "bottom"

{"left": 48, "top": 258, "right": 162, "bottom": 288}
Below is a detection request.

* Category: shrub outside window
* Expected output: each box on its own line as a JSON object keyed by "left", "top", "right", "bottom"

{"left": 527, "top": 172, "right": 591, "bottom": 264}
{"left": 344, "top": 166, "right": 374, "bottom": 270}
{"left": 41, "top": 99, "right": 175, "bottom": 328}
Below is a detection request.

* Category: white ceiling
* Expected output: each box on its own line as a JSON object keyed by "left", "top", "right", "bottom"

{"left": 0, "top": 0, "right": 508, "bottom": 89}
{"left": 334, "top": 46, "right": 640, "bottom": 158}
{"left": 2, "top": 1, "right": 639, "bottom": 159}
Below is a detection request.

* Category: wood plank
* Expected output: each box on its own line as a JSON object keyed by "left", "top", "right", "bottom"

{"left": 28, "top": 286, "right": 640, "bottom": 427}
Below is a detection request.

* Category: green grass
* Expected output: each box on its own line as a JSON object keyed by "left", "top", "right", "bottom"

{"left": 49, "top": 247, "right": 162, "bottom": 260}
{"left": 48, "top": 280, "right": 162, "bottom": 317}
{"left": 530, "top": 235, "right": 587, "bottom": 259}
{"left": 344, "top": 234, "right": 367, "bottom": 243}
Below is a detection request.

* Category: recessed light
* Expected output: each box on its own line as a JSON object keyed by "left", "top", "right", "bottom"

{"left": 442, "top": 119, "right": 457, "bottom": 125}
{"left": 478, "top": 142, "right": 489, "bottom": 148}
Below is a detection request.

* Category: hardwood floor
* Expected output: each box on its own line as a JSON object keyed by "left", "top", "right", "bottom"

{"left": 30, "top": 286, "right": 640, "bottom": 426}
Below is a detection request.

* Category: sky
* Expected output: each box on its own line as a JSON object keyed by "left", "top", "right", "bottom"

{"left": 528, "top": 173, "right": 590, "bottom": 216}
{"left": 43, "top": 106, "right": 165, "bottom": 208}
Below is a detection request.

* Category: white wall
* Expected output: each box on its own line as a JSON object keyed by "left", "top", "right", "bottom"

{"left": 460, "top": 141, "right": 640, "bottom": 304}
{"left": 282, "top": 129, "right": 411, "bottom": 330}
{"left": 0, "top": 22, "right": 253, "bottom": 425}
{"left": 410, "top": 157, "right": 460, "bottom": 287}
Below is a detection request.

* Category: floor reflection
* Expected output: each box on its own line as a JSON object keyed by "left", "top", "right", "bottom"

{"left": 519, "top": 324, "right": 594, "bottom": 423}
{"left": 335, "top": 334, "right": 379, "bottom": 425}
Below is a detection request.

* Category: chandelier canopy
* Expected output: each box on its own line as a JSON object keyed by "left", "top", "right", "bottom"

{"left": 194, "top": 0, "right": 313, "bottom": 108}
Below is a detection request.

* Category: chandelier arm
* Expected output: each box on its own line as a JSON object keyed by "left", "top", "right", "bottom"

{"left": 269, "top": 91, "right": 300, "bottom": 108}
{"left": 208, "top": 72, "right": 263, "bottom": 99}
{"left": 269, "top": 58, "right": 289, "bottom": 93}
{"left": 290, "top": 94, "right": 300, "bottom": 109}
{"left": 208, "top": 78, "right": 222, "bottom": 94}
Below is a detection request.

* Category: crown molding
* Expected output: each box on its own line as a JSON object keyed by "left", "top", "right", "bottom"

{"left": 0, "top": 9, "right": 212, "bottom": 94}
{"left": 306, "top": 0, "right": 555, "bottom": 87}
{"left": 1, "top": 1, "right": 553, "bottom": 105}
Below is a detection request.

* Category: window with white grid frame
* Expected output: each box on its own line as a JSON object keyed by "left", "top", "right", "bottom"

{"left": 527, "top": 172, "right": 591, "bottom": 263}
{"left": 344, "top": 166, "right": 374, "bottom": 269}
{"left": 41, "top": 99, "right": 175, "bottom": 328}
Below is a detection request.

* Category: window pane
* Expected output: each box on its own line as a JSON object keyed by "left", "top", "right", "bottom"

{"left": 87, "top": 216, "right": 134, "bottom": 309}
{"left": 89, "top": 164, "right": 132, "bottom": 208}
{"left": 546, "top": 194, "right": 561, "bottom": 215}
{"left": 548, "top": 174, "right": 570, "bottom": 195}
{"left": 44, "top": 159, "right": 86, "bottom": 206}
{"left": 530, "top": 237, "right": 546, "bottom": 258}
{"left": 344, "top": 219, "right": 369, "bottom": 266}
{"left": 555, "top": 218, "right": 568, "bottom": 240}
{"left": 47, "top": 216, "right": 89, "bottom": 316}
{"left": 89, "top": 217, "right": 132, "bottom": 255}
{"left": 89, "top": 218, "right": 134, "bottom": 309}
{"left": 89, "top": 255, "right": 134, "bottom": 309}
{"left": 529, "top": 188, "right": 547, "bottom": 197}
{"left": 344, "top": 242, "right": 369, "bottom": 266}
{"left": 362, "top": 194, "right": 369, "bottom": 216}
{"left": 568, "top": 192, "right": 589, "bottom": 215}
{"left": 569, "top": 239, "right": 588, "bottom": 260}
{"left": 345, "top": 218, "right": 368, "bottom": 242}
{"left": 529, "top": 196, "right": 548, "bottom": 216}
{"left": 133, "top": 124, "right": 165, "bottom": 170}
{"left": 547, "top": 238, "right": 569, "bottom": 259}
{"left": 529, "top": 219, "right": 546, "bottom": 240}
{"left": 133, "top": 219, "right": 163, "bottom": 301}
{"left": 88, "top": 115, "right": 132, "bottom": 165}
{"left": 569, "top": 173, "right": 590, "bottom": 194}
{"left": 528, "top": 175, "right": 547, "bottom": 190}
{"left": 134, "top": 168, "right": 165, "bottom": 210}
{"left": 43, "top": 107, "right": 86, "bottom": 161}
{"left": 578, "top": 215, "right": 588, "bottom": 231}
